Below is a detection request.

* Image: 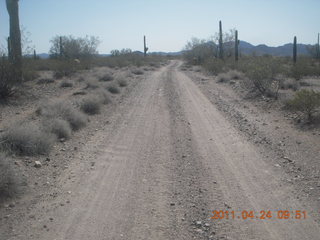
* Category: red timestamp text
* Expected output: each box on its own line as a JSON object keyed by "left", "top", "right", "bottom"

{"left": 211, "top": 210, "right": 307, "bottom": 220}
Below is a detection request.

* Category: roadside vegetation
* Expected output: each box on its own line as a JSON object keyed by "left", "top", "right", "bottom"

{"left": 0, "top": 2, "right": 167, "bottom": 200}
{"left": 183, "top": 22, "right": 320, "bottom": 125}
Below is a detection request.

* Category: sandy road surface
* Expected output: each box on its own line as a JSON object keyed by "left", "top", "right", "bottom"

{"left": 7, "top": 61, "right": 320, "bottom": 240}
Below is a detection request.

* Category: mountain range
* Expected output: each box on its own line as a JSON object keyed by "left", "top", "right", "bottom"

{"left": 237, "top": 40, "right": 312, "bottom": 56}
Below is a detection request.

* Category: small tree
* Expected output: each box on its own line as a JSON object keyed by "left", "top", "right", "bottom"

{"left": 183, "top": 37, "right": 216, "bottom": 64}
{"left": 49, "top": 35, "right": 100, "bottom": 59}
{"left": 211, "top": 28, "right": 236, "bottom": 58}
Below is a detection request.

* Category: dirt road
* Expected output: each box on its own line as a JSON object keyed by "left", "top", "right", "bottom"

{"left": 7, "top": 61, "right": 320, "bottom": 239}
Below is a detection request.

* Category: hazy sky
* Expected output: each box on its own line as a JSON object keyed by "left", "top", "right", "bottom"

{"left": 0, "top": 0, "right": 319, "bottom": 54}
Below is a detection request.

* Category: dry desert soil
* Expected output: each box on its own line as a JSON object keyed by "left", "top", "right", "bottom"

{"left": 1, "top": 60, "right": 320, "bottom": 240}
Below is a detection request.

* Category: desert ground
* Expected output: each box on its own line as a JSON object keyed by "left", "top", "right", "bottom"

{"left": 1, "top": 60, "right": 320, "bottom": 240}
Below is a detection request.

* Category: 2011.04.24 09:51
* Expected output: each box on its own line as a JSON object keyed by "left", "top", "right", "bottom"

{"left": 211, "top": 210, "right": 307, "bottom": 220}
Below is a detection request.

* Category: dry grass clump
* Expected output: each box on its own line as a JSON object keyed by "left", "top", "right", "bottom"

{"left": 0, "top": 153, "right": 18, "bottom": 200}
{"left": 37, "top": 101, "right": 87, "bottom": 131}
{"left": 216, "top": 73, "right": 230, "bottom": 83}
{"left": 0, "top": 123, "right": 55, "bottom": 156}
{"left": 97, "top": 89, "right": 112, "bottom": 104}
{"left": 280, "top": 78, "right": 300, "bottom": 91}
{"left": 37, "top": 78, "right": 54, "bottom": 85}
{"left": 118, "top": 78, "right": 128, "bottom": 87}
{"left": 45, "top": 118, "right": 72, "bottom": 140}
{"left": 216, "top": 70, "right": 243, "bottom": 83}
{"left": 85, "top": 79, "right": 100, "bottom": 89}
{"left": 60, "top": 80, "right": 73, "bottom": 88}
{"left": 107, "top": 85, "right": 120, "bottom": 94}
{"left": 80, "top": 95, "right": 102, "bottom": 115}
{"left": 132, "top": 69, "right": 144, "bottom": 75}
{"left": 228, "top": 70, "right": 243, "bottom": 80}
{"left": 99, "top": 73, "right": 114, "bottom": 82}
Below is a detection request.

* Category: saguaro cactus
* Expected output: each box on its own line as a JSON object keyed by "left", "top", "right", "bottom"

{"left": 6, "top": 0, "right": 22, "bottom": 82}
{"left": 293, "top": 36, "right": 297, "bottom": 63}
{"left": 144, "top": 35, "right": 148, "bottom": 57}
{"left": 33, "top": 49, "right": 37, "bottom": 60}
{"left": 235, "top": 30, "right": 239, "bottom": 61}
{"left": 317, "top": 33, "right": 320, "bottom": 59}
{"left": 59, "top": 36, "right": 64, "bottom": 58}
{"left": 219, "top": 21, "right": 223, "bottom": 59}
{"left": 7, "top": 37, "right": 11, "bottom": 60}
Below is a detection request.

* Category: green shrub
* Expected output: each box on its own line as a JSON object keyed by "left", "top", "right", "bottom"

{"left": 85, "top": 79, "right": 99, "bottom": 89}
{"left": 286, "top": 89, "right": 320, "bottom": 121}
{"left": 216, "top": 73, "right": 230, "bottom": 82}
{"left": 22, "top": 68, "right": 39, "bottom": 82}
{"left": 118, "top": 79, "right": 128, "bottom": 87}
{"left": 203, "top": 58, "right": 225, "bottom": 75}
{"left": 80, "top": 96, "right": 102, "bottom": 115}
{"left": 53, "top": 60, "right": 78, "bottom": 79}
{"left": 288, "top": 58, "right": 320, "bottom": 80}
{"left": 107, "top": 85, "right": 120, "bottom": 94}
{"left": 246, "top": 59, "right": 282, "bottom": 98}
{"left": 132, "top": 69, "right": 144, "bottom": 75}
{"left": 280, "top": 79, "right": 299, "bottom": 91}
{"left": 0, "top": 60, "right": 15, "bottom": 100}
{"left": 60, "top": 80, "right": 73, "bottom": 88}
{"left": 99, "top": 73, "right": 114, "bottom": 82}
{"left": 37, "top": 78, "right": 54, "bottom": 85}
{"left": 0, "top": 123, "right": 55, "bottom": 156}
{"left": 228, "top": 70, "right": 243, "bottom": 80}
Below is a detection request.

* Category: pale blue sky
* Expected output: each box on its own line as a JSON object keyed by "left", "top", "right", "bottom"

{"left": 0, "top": 0, "right": 319, "bottom": 54}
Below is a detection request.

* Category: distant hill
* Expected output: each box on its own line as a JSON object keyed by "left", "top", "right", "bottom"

{"left": 238, "top": 41, "right": 312, "bottom": 56}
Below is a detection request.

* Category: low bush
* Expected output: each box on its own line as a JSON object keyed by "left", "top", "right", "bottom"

{"left": 97, "top": 89, "right": 112, "bottom": 104}
{"left": 118, "top": 79, "right": 128, "bottom": 87}
{"left": 216, "top": 70, "right": 243, "bottom": 83}
{"left": 203, "top": 58, "right": 225, "bottom": 75}
{"left": 0, "top": 153, "right": 18, "bottom": 200}
{"left": 280, "top": 79, "right": 299, "bottom": 91}
{"left": 37, "top": 101, "right": 87, "bottom": 131}
{"left": 246, "top": 60, "right": 282, "bottom": 98}
{"left": 63, "top": 107, "right": 88, "bottom": 130}
{"left": 99, "top": 73, "right": 114, "bottom": 82}
{"left": 60, "top": 80, "right": 73, "bottom": 88}
{"left": 216, "top": 73, "right": 230, "bottom": 83}
{"left": 228, "top": 70, "right": 243, "bottom": 80}
{"left": 85, "top": 79, "right": 100, "bottom": 89}
{"left": 107, "top": 85, "right": 120, "bottom": 94}
{"left": 22, "top": 68, "right": 39, "bottom": 82}
{"left": 37, "top": 78, "right": 54, "bottom": 85}
{"left": 0, "top": 60, "right": 15, "bottom": 100}
{"left": 0, "top": 123, "right": 55, "bottom": 156}
{"left": 132, "top": 69, "right": 144, "bottom": 75}
{"left": 53, "top": 60, "right": 78, "bottom": 79}
{"left": 286, "top": 89, "right": 320, "bottom": 122}
{"left": 45, "top": 118, "right": 72, "bottom": 139}
{"left": 80, "top": 95, "right": 102, "bottom": 115}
